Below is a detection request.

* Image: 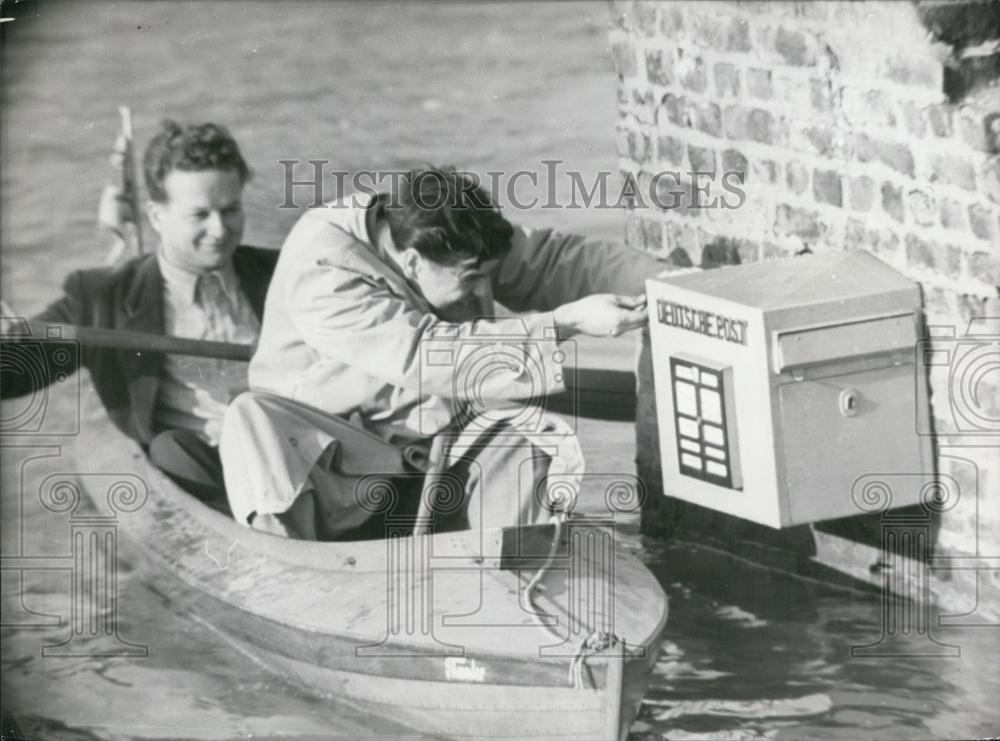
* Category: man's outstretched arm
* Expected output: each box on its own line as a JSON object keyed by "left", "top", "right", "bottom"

{"left": 489, "top": 226, "right": 664, "bottom": 339}
{"left": 491, "top": 226, "right": 665, "bottom": 313}
{"left": 284, "top": 261, "right": 567, "bottom": 401}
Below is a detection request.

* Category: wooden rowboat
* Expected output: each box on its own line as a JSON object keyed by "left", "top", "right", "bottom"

{"left": 57, "top": 377, "right": 669, "bottom": 740}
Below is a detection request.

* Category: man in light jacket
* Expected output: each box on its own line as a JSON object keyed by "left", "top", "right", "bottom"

{"left": 221, "top": 166, "right": 663, "bottom": 539}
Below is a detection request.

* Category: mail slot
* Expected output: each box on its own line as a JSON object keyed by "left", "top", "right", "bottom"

{"left": 645, "top": 251, "right": 935, "bottom": 528}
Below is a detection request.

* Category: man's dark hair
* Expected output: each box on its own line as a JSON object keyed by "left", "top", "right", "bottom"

{"left": 143, "top": 120, "right": 251, "bottom": 202}
{"left": 384, "top": 166, "right": 513, "bottom": 266}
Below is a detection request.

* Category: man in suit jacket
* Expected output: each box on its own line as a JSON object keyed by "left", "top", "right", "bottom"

{"left": 221, "top": 166, "right": 664, "bottom": 539}
{"left": 1, "top": 121, "right": 277, "bottom": 505}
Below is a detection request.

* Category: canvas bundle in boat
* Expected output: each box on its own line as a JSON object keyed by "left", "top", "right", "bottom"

{"left": 221, "top": 391, "right": 583, "bottom": 528}
{"left": 326, "top": 406, "right": 587, "bottom": 525}
{"left": 221, "top": 392, "right": 414, "bottom": 525}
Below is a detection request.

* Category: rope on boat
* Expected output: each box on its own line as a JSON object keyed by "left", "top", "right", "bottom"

{"left": 522, "top": 515, "right": 566, "bottom": 644}
{"left": 569, "top": 630, "right": 621, "bottom": 690}
{"left": 521, "top": 514, "right": 624, "bottom": 690}
{"left": 516, "top": 423, "right": 625, "bottom": 690}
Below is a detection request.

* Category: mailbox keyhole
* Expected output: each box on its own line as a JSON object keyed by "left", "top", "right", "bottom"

{"left": 839, "top": 388, "right": 860, "bottom": 417}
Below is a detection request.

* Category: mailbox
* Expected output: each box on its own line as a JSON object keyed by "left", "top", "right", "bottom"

{"left": 645, "top": 251, "right": 934, "bottom": 528}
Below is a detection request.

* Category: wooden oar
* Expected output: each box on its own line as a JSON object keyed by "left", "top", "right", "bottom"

{"left": 1, "top": 318, "right": 639, "bottom": 417}
{"left": 2, "top": 320, "right": 253, "bottom": 361}
{"left": 101, "top": 107, "right": 145, "bottom": 266}
{"left": 118, "top": 106, "right": 145, "bottom": 255}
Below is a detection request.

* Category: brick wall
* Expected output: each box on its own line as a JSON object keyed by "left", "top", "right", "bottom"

{"left": 611, "top": 2, "right": 999, "bottom": 580}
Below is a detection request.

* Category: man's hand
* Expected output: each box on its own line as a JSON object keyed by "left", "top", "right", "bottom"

{"left": 97, "top": 183, "right": 133, "bottom": 238}
{"left": 98, "top": 133, "right": 138, "bottom": 238}
{"left": 553, "top": 293, "right": 648, "bottom": 339}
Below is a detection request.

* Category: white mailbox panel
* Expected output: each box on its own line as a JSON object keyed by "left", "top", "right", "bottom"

{"left": 646, "top": 251, "right": 935, "bottom": 529}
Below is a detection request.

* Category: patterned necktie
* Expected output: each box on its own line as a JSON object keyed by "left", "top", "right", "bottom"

{"left": 195, "top": 272, "right": 232, "bottom": 340}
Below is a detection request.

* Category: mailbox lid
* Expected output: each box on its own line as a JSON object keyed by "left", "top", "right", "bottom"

{"left": 651, "top": 251, "right": 917, "bottom": 312}
{"left": 773, "top": 312, "right": 917, "bottom": 372}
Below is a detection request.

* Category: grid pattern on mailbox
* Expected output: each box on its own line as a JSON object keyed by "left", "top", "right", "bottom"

{"left": 669, "top": 356, "right": 739, "bottom": 490}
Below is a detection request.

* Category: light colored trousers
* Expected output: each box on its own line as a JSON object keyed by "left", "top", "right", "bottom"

{"left": 220, "top": 391, "right": 584, "bottom": 540}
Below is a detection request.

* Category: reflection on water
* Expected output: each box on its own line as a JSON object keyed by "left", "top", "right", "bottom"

{"left": 630, "top": 539, "right": 999, "bottom": 740}
{"left": 2, "top": 2, "right": 998, "bottom": 739}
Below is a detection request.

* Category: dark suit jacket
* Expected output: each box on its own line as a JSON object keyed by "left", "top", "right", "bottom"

{"left": 1, "top": 246, "right": 278, "bottom": 446}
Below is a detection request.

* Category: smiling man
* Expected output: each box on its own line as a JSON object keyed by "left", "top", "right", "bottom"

{"left": 1, "top": 121, "right": 277, "bottom": 507}
{"left": 221, "top": 166, "right": 665, "bottom": 540}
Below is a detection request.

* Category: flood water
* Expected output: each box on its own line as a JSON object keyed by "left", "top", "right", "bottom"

{"left": 2, "top": 3, "right": 998, "bottom": 739}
